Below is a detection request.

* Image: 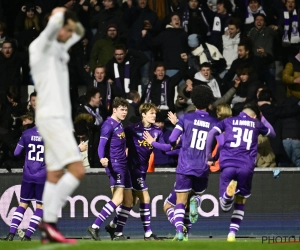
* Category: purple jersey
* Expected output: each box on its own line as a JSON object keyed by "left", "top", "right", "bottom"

{"left": 15, "top": 126, "right": 46, "bottom": 184}
{"left": 126, "top": 122, "right": 164, "bottom": 173}
{"left": 213, "top": 112, "right": 270, "bottom": 170}
{"left": 98, "top": 117, "right": 127, "bottom": 166}
{"left": 172, "top": 110, "right": 218, "bottom": 177}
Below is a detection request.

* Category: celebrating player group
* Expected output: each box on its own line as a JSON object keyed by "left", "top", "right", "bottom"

{"left": 0, "top": 7, "right": 275, "bottom": 244}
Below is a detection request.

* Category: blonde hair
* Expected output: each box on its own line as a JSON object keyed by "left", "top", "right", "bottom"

{"left": 139, "top": 103, "right": 159, "bottom": 115}
{"left": 216, "top": 104, "right": 232, "bottom": 120}
{"left": 24, "top": 15, "right": 40, "bottom": 31}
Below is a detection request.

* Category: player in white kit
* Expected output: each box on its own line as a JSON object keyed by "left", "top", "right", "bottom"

{"left": 29, "top": 7, "right": 85, "bottom": 244}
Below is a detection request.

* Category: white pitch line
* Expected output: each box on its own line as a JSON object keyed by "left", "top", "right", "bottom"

{"left": 19, "top": 242, "right": 83, "bottom": 250}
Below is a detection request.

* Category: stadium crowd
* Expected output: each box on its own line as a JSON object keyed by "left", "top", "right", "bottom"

{"left": 1, "top": 0, "right": 300, "bottom": 171}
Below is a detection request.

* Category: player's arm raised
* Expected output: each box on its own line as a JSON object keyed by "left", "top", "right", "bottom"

{"left": 64, "top": 21, "right": 85, "bottom": 50}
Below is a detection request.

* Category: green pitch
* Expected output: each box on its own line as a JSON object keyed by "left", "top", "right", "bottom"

{"left": 1, "top": 239, "right": 300, "bottom": 250}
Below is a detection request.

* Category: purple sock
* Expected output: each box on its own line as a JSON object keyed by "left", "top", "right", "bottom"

{"left": 229, "top": 203, "right": 245, "bottom": 234}
{"left": 140, "top": 203, "right": 151, "bottom": 233}
{"left": 184, "top": 208, "right": 192, "bottom": 234}
{"left": 174, "top": 203, "right": 185, "bottom": 233}
{"left": 93, "top": 201, "right": 117, "bottom": 228}
{"left": 111, "top": 205, "right": 121, "bottom": 227}
{"left": 10, "top": 206, "right": 26, "bottom": 234}
{"left": 115, "top": 205, "right": 131, "bottom": 235}
{"left": 25, "top": 208, "right": 43, "bottom": 237}
{"left": 166, "top": 207, "right": 175, "bottom": 226}
{"left": 220, "top": 192, "right": 234, "bottom": 212}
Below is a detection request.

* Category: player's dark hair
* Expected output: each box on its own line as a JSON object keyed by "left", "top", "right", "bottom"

{"left": 114, "top": 43, "right": 127, "bottom": 52}
{"left": 63, "top": 9, "right": 78, "bottom": 26}
{"left": 139, "top": 103, "right": 159, "bottom": 115}
{"left": 93, "top": 64, "right": 106, "bottom": 74}
{"left": 30, "top": 91, "right": 37, "bottom": 99}
{"left": 191, "top": 85, "right": 214, "bottom": 110}
{"left": 228, "top": 17, "right": 242, "bottom": 30}
{"left": 258, "top": 88, "right": 273, "bottom": 101}
{"left": 85, "top": 87, "right": 101, "bottom": 102}
{"left": 112, "top": 97, "right": 129, "bottom": 109}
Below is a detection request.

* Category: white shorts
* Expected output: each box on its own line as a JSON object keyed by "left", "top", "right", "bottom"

{"left": 36, "top": 117, "right": 82, "bottom": 171}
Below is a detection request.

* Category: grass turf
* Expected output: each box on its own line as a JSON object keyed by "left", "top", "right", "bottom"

{"left": 1, "top": 239, "right": 300, "bottom": 250}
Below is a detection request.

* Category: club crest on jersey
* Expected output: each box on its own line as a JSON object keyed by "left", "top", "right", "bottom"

{"left": 117, "top": 132, "right": 125, "bottom": 139}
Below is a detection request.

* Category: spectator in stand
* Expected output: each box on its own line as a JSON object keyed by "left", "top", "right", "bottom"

{"left": 91, "top": 0, "right": 127, "bottom": 45}
{"left": 76, "top": 87, "right": 103, "bottom": 168}
{"left": 145, "top": 12, "right": 188, "bottom": 77}
{"left": 15, "top": 4, "right": 42, "bottom": 50}
{"left": 183, "top": 33, "right": 226, "bottom": 74}
{"left": 22, "top": 91, "right": 36, "bottom": 118}
{"left": 221, "top": 17, "right": 241, "bottom": 77}
{"left": 282, "top": 46, "right": 300, "bottom": 99}
{"left": 243, "top": 0, "right": 266, "bottom": 34}
{"left": 0, "top": 21, "right": 7, "bottom": 50}
{"left": 209, "top": 0, "right": 233, "bottom": 53}
{"left": 106, "top": 44, "right": 149, "bottom": 96}
{"left": 177, "top": 0, "right": 211, "bottom": 39}
{"left": 248, "top": 14, "right": 279, "bottom": 94}
{"left": 0, "top": 40, "right": 29, "bottom": 100}
{"left": 153, "top": 111, "right": 177, "bottom": 168}
{"left": 222, "top": 38, "right": 274, "bottom": 89}
{"left": 90, "top": 24, "right": 121, "bottom": 71}
{"left": 231, "top": 65, "right": 263, "bottom": 115}
{"left": 123, "top": 0, "right": 161, "bottom": 93}
{"left": 141, "top": 60, "right": 187, "bottom": 115}
{"left": 270, "top": 0, "right": 300, "bottom": 65}
{"left": 88, "top": 65, "right": 123, "bottom": 119}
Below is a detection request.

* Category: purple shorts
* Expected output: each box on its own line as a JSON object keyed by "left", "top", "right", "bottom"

{"left": 130, "top": 170, "right": 148, "bottom": 191}
{"left": 175, "top": 174, "right": 208, "bottom": 194}
{"left": 105, "top": 166, "right": 132, "bottom": 189}
{"left": 20, "top": 180, "right": 45, "bottom": 204}
{"left": 164, "top": 189, "right": 176, "bottom": 207}
{"left": 219, "top": 167, "right": 253, "bottom": 198}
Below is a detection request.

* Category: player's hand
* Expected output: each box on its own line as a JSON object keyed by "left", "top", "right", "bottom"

{"left": 168, "top": 111, "right": 177, "bottom": 125}
{"left": 143, "top": 131, "right": 155, "bottom": 145}
{"left": 78, "top": 141, "right": 88, "bottom": 152}
{"left": 51, "top": 7, "right": 67, "bottom": 16}
{"left": 100, "top": 158, "right": 109, "bottom": 167}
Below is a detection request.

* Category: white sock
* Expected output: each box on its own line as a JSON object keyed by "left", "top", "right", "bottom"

{"left": 43, "top": 172, "right": 80, "bottom": 223}
{"left": 145, "top": 231, "right": 153, "bottom": 237}
{"left": 42, "top": 181, "right": 57, "bottom": 223}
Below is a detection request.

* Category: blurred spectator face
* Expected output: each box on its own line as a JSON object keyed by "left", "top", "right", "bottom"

{"left": 239, "top": 74, "right": 249, "bottom": 82}
{"left": 238, "top": 45, "right": 249, "bottom": 59}
{"left": 228, "top": 24, "right": 239, "bottom": 38}
{"left": 254, "top": 16, "right": 265, "bottom": 29}
{"left": 188, "top": 0, "right": 199, "bottom": 9}
{"left": 154, "top": 121, "right": 164, "bottom": 130}
{"left": 94, "top": 67, "right": 106, "bottom": 82}
{"left": 26, "top": 8, "right": 35, "bottom": 18}
{"left": 170, "top": 15, "right": 181, "bottom": 28}
{"left": 30, "top": 95, "right": 36, "bottom": 109}
{"left": 285, "top": 0, "right": 295, "bottom": 12}
{"left": 154, "top": 66, "right": 165, "bottom": 80}
{"left": 248, "top": 0, "right": 260, "bottom": 12}
{"left": 1, "top": 42, "right": 13, "bottom": 58}
{"left": 82, "top": 38, "right": 88, "bottom": 46}
{"left": 114, "top": 49, "right": 126, "bottom": 63}
{"left": 57, "top": 19, "right": 76, "bottom": 43}
{"left": 65, "top": 0, "right": 76, "bottom": 9}
{"left": 107, "top": 27, "right": 117, "bottom": 39}
{"left": 90, "top": 92, "right": 102, "bottom": 107}
{"left": 103, "top": 0, "right": 114, "bottom": 9}
{"left": 200, "top": 67, "right": 211, "bottom": 80}
{"left": 216, "top": 3, "right": 227, "bottom": 14}
{"left": 138, "top": 0, "right": 147, "bottom": 8}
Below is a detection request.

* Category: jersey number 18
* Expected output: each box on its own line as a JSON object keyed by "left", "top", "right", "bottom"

{"left": 190, "top": 128, "right": 208, "bottom": 150}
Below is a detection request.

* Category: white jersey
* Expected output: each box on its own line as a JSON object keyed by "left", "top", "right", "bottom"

{"left": 29, "top": 12, "right": 83, "bottom": 119}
